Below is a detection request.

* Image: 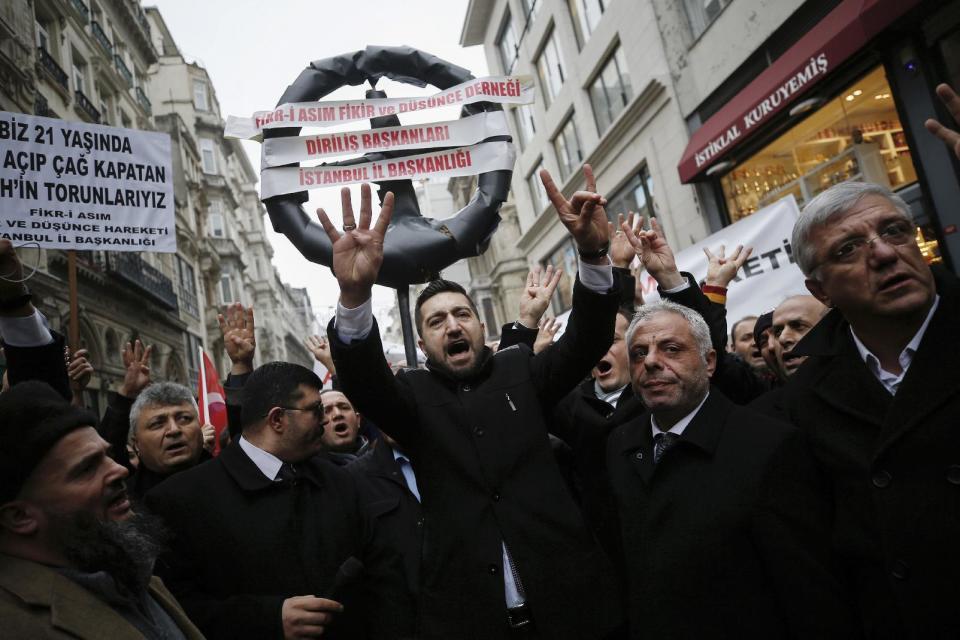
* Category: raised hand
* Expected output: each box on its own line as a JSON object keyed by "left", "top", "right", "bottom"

{"left": 703, "top": 244, "right": 753, "bottom": 289}
{"left": 925, "top": 83, "right": 960, "bottom": 160}
{"left": 218, "top": 303, "right": 256, "bottom": 375}
{"left": 119, "top": 339, "right": 152, "bottom": 399}
{"left": 518, "top": 264, "right": 563, "bottom": 328}
{"left": 304, "top": 334, "right": 335, "bottom": 373}
{"left": 540, "top": 164, "right": 609, "bottom": 261}
{"left": 609, "top": 212, "right": 638, "bottom": 268}
{"left": 533, "top": 317, "right": 560, "bottom": 354}
{"left": 620, "top": 217, "right": 685, "bottom": 289}
{"left": 201, "top": 423, "right": 216, "bottom": 453}
{"left": 67, "top": 347, "right": 93, "bottom": 390}
{"left": 316, "top": 184, "right": 395, "bottom": 308}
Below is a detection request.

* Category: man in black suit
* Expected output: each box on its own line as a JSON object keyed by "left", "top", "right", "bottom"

{"left": 607, "top": 300, "right": 857, "bottom": 639}
{"left": 145, "top": 361, "right": 412, "bottom": 640}
{"left": 319, "top": 169, "right": 624, "bottom": 639}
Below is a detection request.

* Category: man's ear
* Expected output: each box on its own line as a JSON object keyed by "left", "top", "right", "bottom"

{"left": 0, "top": 501, "right": 39, "bottom": 536}
{"left": 705, "top": 348, "right": 717, "bottom": 378}
{"left": 805, "top": 278, "right": 832, "bottom": 308}
{"left": 266, "top": 406, "right": 286, "bottom": 435}
{"left": 417, "top": 338, "right": 425, "bottom": 353}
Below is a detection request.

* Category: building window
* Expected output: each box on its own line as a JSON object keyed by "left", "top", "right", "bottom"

{"left": 543, "top": 238, "right": 579, "bottom": 314}
{"left": 568, "top": 0, "right": 605, "bottom": 48}
{"left": 589, "top": 46, "right": 633, "bottom": 135}
{"left": 497, "top": 11, "right": 520, "bottom": 75}
{"left": 514, "top": 104, "right": 537, "bottom": 149}
{"left": 480, "top": 297, "right": 499, "bottom": 340}
{"left": 72, "top": 60, "right": 87, "bottom": 95}
{"left": 177, "top": 256, "right": 197, "bottom": 294}
{"left": 219, "top": 274, "right": 235, "bottom": 304}
{"left": 607, "top": 165, "right": 656, "bottom": 223}
{"left": 521, "top": 0, "right": 541, "bottom": 25}
{"left": 200, "top": 138, "right": 217, "bottom": 174}
{"left": 553, "top": 113, "right": 583, "bottom": 181}
{"left": 528, "top": 161, "right": 547, "bottom": 215}
{"left": 535, "top": 29, "right": 566, "bottom": 108}
{"left": 35, "top": 21, "right": 48, "bottom": 50}
{"left": 208, "top": 200, "right": 225, "bottom": 238}
{"left": 193, "top": 79, "right": 209, "bottom": 111}
{"left": 684, "top": 0, "right": 730, "bottom": 39}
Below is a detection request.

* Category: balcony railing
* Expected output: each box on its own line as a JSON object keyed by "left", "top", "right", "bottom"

{"left": 114, "top": 54, "right": 132, "bottom": 86}
{"left": 37, "top": 47, "right": 69, "bottom": 92}
{"left": 74, "top": 89, "right": 100, "bottom": 123}
{"left": 135, "top": 85, "right": 151, "bottom": 115}
{"left": 106, "top": 253, "right": 179, "bottom": 310}
{"left": 70, "top": 0, "right": 90, "bottom": 23}
{"left": 34, "top": 94, "right": 53, "bottom": 118}
{"left": 90, "top": 21, "right": 112, "bottom": 55}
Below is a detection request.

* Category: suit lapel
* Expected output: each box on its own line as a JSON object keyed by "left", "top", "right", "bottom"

{"left": 369, "top": 442, "right": 413, "bottom": 494}
{"left": 674, "top": 391, "right": 730, "bottom": 458}
{"left": 876, "top": 289, "right": 960, "bottom": 458}
{"left": 49, "top": 582, "right": 144, "bottom": 640}
{"left": 148, "top": 577, "right": 205, "bottom": 640}
{"left": 809, "top": 337, "right": 890, "bottom": 430}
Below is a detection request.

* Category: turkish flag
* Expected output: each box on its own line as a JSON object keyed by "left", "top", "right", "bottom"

{"left": 197, "top": 351, "right": 228, "bottom": 456}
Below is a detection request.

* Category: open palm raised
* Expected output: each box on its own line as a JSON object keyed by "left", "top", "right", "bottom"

{"left": 316, "top": 184, "right": 395, "bottom": 308}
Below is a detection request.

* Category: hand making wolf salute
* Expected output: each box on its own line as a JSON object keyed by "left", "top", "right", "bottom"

{"left": 318, "top": 168, "right": 626, "bottom": 640}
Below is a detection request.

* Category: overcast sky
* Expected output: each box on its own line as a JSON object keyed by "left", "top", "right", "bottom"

{"left": 147, "top": 0, "right": 490, "bottom": 325}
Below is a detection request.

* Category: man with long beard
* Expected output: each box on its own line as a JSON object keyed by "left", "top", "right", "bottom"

{"left": 0, "top": 380, "right": 204, "bottom": 639}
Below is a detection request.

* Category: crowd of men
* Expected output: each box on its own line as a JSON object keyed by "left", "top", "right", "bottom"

{"left": 0, "top": 82, "right": 959, "bottom": 640}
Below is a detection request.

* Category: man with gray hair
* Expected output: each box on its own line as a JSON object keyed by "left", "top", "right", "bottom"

{"left": 125, "top": 382, "right": 208, "bottom": 500}
{"left": 773, "top": 176, "right": 960, "bottom": 637}
{"left": 606, "top": 300, "right": 856, "bottom": 638}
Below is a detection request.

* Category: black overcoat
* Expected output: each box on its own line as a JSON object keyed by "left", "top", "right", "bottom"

{"left": 773, "top": 267, "right": 960, "bottom": 639}
{"left": 329, "top": 277, "right": 624, "bottom": 640}
{"left": 144, "top": 443, "right": 413, "bottom": 640}
{"left": 606, "top": 390, "right": 858, "bottom": 639}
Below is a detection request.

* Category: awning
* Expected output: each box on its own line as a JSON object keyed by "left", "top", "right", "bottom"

{"left": 677, "top": 0, "right": 921, "bottom": 183}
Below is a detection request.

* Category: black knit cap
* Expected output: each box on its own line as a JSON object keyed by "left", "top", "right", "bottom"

{"left": 0, "top": 380, "right": 98, "bottom": 503}
{"left": 753, "top": 311, "right": 774, "bottom": 352}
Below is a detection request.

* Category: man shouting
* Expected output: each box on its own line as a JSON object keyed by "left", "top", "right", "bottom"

{"left": 321, "top": 167, "right": 624, "bottom": 640}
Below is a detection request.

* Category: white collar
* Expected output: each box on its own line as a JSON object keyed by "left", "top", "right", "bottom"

{"left": 593, "top": 380, "right": 627, "bottom": 407}
{"left": 849, "top": 295, "right": 939, "bottom": 390}
{"left": 239, "top": 435, "right": 284, "bottom": 481}
{"left": 650, "top": 391, "right": 710, "bottom": 439}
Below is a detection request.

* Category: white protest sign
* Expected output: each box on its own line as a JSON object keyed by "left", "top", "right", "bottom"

{"left": 0, "top": 112, "right": 175, "bottom": 252}
{"left": 260, "top": 140, "right": 516, "bottom": 199}
{"left": 226, "top": 75, "right": 535, "bottom": 140}
{"left": 642, "top": 195, "right": 809, "bottom": 323}
{"left": 261, "top": 111, "right": 510, "bottom": 167}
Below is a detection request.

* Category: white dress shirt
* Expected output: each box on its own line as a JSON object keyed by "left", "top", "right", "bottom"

{"left": 650, "top": 391, "right": 710, "bottom": 440}
{"left": 0, "top": 308, "right": 54, "bottom": 346}
{"left": 238, "top": 435, "right": 284, "bottom": 481}
{"left": 849, "top": 295, "right": 939, "bottom": 396}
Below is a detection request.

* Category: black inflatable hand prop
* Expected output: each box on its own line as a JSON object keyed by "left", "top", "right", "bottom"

{"left": 262, "top": 45, "right": 514, "bottom": 289}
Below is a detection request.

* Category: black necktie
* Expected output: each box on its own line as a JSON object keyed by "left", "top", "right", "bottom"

{"left": 276, "top": 462, "right": 299, "bottom": 484}
{"left": 653, "top": 432, "right": 680, "bottom": 464}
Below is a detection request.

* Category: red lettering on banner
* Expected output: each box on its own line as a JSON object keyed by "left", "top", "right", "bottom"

{"left": 386, "top": 149, "right": 473, "bottom": 178}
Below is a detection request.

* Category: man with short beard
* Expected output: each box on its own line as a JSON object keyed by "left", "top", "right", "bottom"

{"left": 0, "top": 380, "right": 204, "bottom": 639}
{"left": 322, "top": 169, "right": 625, "bottom": 639}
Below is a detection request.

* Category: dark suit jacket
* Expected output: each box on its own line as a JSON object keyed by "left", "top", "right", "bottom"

{"left": 3, "top": 328, "right": 71, "bottom": 400}
{"left": 144, "top": 443, "right": 413, "bottom": 640}
{"left": 330, "top": 277, "right": 624, "bottom": 640}
{"left": 771, "top": 267, "right": 960, "bottom": 639}
{"left": 607, "top": 390, "right": 858, "bottom": 639}
{"left": 0, "top": 553, "right": 205, "bottom": 639}
{"left": 347, "top": 442, "right": 423, "bottom": 596}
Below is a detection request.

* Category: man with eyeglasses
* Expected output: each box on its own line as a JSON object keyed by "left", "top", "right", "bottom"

{"left": 774, "top": 177, "right": 960, "bottom": 638}
{"left": 144, "top": 361, "right": 413, "bottom": 640}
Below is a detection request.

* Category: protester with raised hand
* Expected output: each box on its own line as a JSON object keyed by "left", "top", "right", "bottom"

{"left": 305, "top": 333, "right": 336, "bottom": 385}
{"left": 702, "top": 243, "right": 753, "bottom": 304}
{"left": 497, "top": 263, "right": 562, "bottom": 351}
{"left": 0, "top": 240, "right": 70, "bottom": 399}
{"left": 533, "top": 317, "right": 560, "bottom": 354}
{"left": 67, "top": 347, "right": 94, "bottom": 408}
{"left": 925, "top": 82, "right": 960, "bottom": 159}
{"left": 322, "top": 172, "right": 626, "bottom": 639}
{"left": 97, "top": 339, "right": 153, "bottom": 472}
{"left": 218, "top": 302, "right": 256, "bottom": 437}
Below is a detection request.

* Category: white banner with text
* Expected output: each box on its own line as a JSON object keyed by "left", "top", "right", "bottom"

{"left": 0, "top": 112, "right": 175, "bottom": 252}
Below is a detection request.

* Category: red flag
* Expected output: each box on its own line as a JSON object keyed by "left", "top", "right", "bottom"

{"left": 197, "top": 350, "right": 228, "bottom": 456}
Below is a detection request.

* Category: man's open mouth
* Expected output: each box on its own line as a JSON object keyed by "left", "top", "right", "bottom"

{"left": 595, "top": 360, "right": 613, "bottom": 375}
{"left": 332, "top": 421, "right": 349, "bottom": 435}
{"left": 446, "top": 339, "right": 470, "bottom": 357}
{"left": 879, "top": 273, "right": 911, "bottom": 292}
{"left": 165, "top": 441, "right": 187, "bottom": 455}
{"left": 106, "top": 488, "right": 130, "bottom": 511}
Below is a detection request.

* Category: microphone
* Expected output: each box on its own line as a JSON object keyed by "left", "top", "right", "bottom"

{"left": 324, "top": 556, "right": 365, "bottom": 601}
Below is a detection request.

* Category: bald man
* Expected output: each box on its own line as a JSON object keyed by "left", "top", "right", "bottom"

{"left": 771, "top": 296, "right": 828, "bottom": 378}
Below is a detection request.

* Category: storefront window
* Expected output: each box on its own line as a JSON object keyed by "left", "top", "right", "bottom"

{"left": 721, "top": 66, "right": 917, "bottom": 221}
{"left": 544, "top": 238, "right": 578, "bottom": 314}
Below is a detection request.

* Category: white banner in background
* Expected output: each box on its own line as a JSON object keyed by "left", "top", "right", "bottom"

{"left": 261, "top": 111, "right": 510, "bottom": 167}
{"left": 642, "top": 195, "right": 809, "bottom": 323}
{"left": 0, "top": 112, "right": 175, "bottom": 252}
{"left": 260, "top": 140, "right": 516, "bottom": 198}
{"left": 226, "top": 75, "right": 535, "bottom": 140}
